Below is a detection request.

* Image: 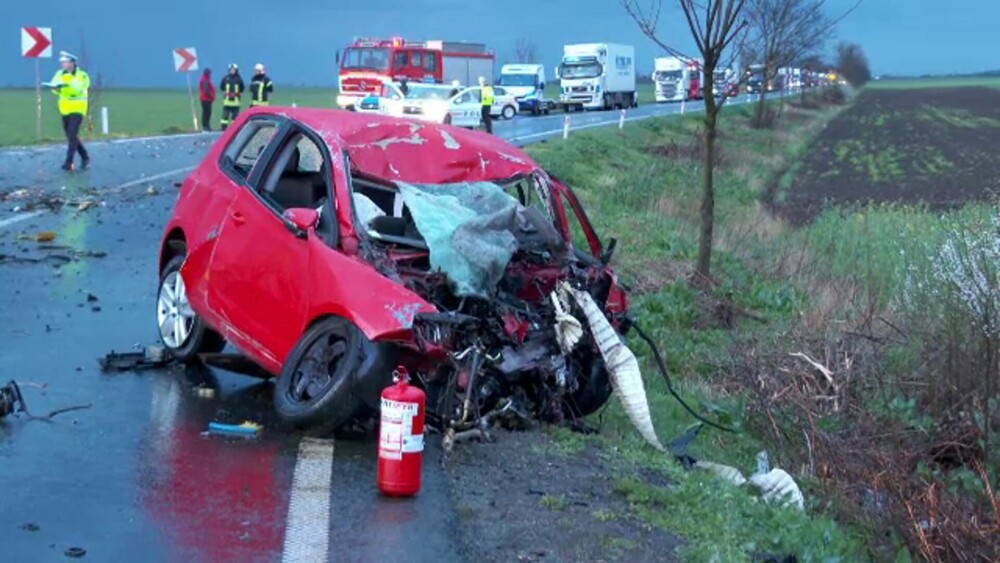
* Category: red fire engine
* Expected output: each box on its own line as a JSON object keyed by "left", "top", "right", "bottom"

{"left": 336, "top": 37, "right": 495, "bottom": 110}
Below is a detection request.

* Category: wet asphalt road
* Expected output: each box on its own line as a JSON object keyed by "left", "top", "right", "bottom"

{"left": 0, "top": 98, "right": 742, "bottom": 562}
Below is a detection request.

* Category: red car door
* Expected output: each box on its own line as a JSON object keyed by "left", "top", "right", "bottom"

{"left": 207, "top": 130, "right": 325, "bottom": 373}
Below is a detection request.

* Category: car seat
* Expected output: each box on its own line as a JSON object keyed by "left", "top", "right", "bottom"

{"left": 270, "top": 147, "right": 325, "bottom": 210}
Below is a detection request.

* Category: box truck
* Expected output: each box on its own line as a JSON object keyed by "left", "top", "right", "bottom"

{"left": 558, "top": 43, "right": 637, "bottom": 111}
{"left": 498, "top": 64, "right": 555, "bottom": 115}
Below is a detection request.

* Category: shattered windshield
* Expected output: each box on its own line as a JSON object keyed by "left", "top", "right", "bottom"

{"left": 559, "top": 62, "right": 602, "bottom": 79}
{"left": 342, "top": 47, "right": 391, "bottom": 72}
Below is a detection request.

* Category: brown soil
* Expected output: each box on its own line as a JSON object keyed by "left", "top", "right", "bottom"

{"left": 773, "top": 87, "right": 1000, "bottom": 224}
{"left": 446, "top": 430, "right": 682, "bottom": 562}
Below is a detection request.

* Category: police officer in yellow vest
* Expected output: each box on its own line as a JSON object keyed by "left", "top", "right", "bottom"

{"left": 478, "top": 76, "right": 494, "bottom": 134}
{"left": 249, "top": 64, "right": 274, "bottom": 107}
{"left": 50, "top": 51, "right": 90, "bottom": 171}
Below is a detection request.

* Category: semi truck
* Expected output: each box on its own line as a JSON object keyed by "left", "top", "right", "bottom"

{"left": 653, "top": 56, "right": 703, "bottom": 102}
{"left": 336, "top": 37, "right": 494, "bottom": 110}
{"left": 497, "top": 64, "right": 555, "bottom": 115}
{"left": 558, "top": 43, "right": 637, "bottom": 111}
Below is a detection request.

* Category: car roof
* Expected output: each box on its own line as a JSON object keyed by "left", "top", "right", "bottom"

{"left": 245, "top": 107, "right": 539, "bottom": 185}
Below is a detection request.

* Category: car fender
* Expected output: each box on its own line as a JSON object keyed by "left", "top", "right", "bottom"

{"left": 305, "top": 246, "right": 438, "bottom": 342}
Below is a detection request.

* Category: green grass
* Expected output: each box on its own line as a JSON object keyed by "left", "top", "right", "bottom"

{"left": 523, "top": 100, "right": 870, "bottom": 561}
{"left": 866, "top": 76, "right": 1000, "bottom": 90}
{"left": 0, "top": 87, "right": 338, "bottom": 146}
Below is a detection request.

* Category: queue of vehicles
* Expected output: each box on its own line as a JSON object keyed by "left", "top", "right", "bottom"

{"left": 333, "top": 36, "right": 832, "bottom": 126}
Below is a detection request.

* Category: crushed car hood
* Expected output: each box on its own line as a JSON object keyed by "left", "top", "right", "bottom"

{"left": 274, "top": 108, "right": 539, "bottom": 185}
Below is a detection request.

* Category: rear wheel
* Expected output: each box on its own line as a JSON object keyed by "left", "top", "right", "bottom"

{"left": 157, "top": 255, "right": 226, "bottom": 362}
{"left": 273, "top": 316, "right": 370, "bottom": 434}
{"left": 501, "top": 105, "right": 516, "bottom": 120}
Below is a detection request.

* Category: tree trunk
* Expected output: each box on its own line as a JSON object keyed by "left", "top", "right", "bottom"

{"left": 696, "top": 75, "right": 718, "bottom": 281}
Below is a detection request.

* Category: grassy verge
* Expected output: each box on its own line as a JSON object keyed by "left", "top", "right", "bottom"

{"left": 527, "top": 82, "right": 1000, "bottom": 561}
{"left": 524, "top": 95, "right": 871, "bottom": 560}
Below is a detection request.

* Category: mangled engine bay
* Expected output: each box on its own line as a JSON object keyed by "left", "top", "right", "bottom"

{"left": 351, "top": 171, "right": 662, "bottom": 449}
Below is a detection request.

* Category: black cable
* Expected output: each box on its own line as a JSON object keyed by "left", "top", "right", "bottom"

{"left": 630, "top": 322, "right": 738, "bottom": 433}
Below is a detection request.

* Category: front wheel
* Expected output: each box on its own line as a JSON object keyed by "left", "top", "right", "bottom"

{"left": 157, "top": 255, "right": 226, "bottom": 362}
{"left": 274, "top": 317, "right": 370, "bottom": 434}
{"left": 502, "top": 105, "right": 516, "bottom": 120}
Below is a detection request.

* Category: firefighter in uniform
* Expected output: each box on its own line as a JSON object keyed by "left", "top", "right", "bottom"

{"left": 219, "top": 64, "right": 245, "bottom": 130}
{"left": 51, "top": 51, "right": 90, "bottom": 171}
{"left": 249, "top": 64, "right": 274, "bottom": 107}
{"left": 479, "top": 76, "right": 495, "bottom": 134}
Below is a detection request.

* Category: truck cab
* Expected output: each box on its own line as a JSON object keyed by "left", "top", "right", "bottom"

{"left": 499, "top": 64, "right": 549, "bottom": 115}
{"left": 558, "top": 43, "right": 637, "bottom": 112}
{"left": 653, "top": 56, "right": 702, "bottom": 102}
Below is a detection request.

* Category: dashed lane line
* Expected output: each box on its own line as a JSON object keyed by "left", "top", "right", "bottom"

{"left": 282, "top": 438, "right": 335, "bottom": 563}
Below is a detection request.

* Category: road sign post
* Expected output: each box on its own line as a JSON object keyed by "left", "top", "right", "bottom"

{"left": 173, "top": 47, "right": 200, "bottom": 131}
{"left": 563, "top": 115, "right": 570, "bottom": 139}
{"left": 22, "top": 27, "right": 53, "bottom": 141}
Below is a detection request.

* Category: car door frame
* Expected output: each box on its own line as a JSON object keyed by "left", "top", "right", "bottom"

{"left": 207, "top": 119, "right": 340, "bottom": 371}
{"left": 450, "top": 88, "right": 482, "bottom": 127}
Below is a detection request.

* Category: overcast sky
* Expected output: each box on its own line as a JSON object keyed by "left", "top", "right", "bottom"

{"left": 3, "top": 0, "right": 997, "bottom": 87}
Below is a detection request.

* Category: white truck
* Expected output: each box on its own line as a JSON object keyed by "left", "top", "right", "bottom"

{"left": 653, "top": 56, "right": 703, "bottom": 102}
{"left": 558, "top": 43, "right": 637, "bottom": 111}
{"left": 498, "top": 63, "right": 555, "bottom": 115}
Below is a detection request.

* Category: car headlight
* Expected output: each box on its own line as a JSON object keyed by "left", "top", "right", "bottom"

{"left": 425, "top": 100, "right": 449, "bottom": 121}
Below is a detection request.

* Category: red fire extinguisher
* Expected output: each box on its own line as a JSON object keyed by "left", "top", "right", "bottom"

{"left": 377, "top": 366, "right": 426, "bottom": 497}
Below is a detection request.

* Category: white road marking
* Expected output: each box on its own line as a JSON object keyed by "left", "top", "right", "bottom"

{"left": 282, "top": 438, "right": 335, "bottom": 563}
{"left": 0, "top": 210, "right": 44, "bottom": 230}
{"left": 109, "top": 165, "right": 196, "bottom": 192}
{"left": 0, "top": 165, "right": 196, "bottom": 231}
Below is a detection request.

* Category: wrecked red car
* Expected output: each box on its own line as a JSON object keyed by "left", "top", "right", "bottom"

{"left": 157, "top": 107, "right": 631, "bottom": 434}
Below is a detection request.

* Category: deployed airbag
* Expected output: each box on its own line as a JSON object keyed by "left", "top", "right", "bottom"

{"left": 398, "top": 181, "right": 520, "bottom": 297}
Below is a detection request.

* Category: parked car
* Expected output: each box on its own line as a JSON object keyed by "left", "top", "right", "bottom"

{"left": 157, "top": 107, "right": 632, "bottom": 434}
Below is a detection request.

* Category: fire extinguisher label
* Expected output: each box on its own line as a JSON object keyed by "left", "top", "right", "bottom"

{"left": 379, "top": 399, "right": 421, "bottom": 460}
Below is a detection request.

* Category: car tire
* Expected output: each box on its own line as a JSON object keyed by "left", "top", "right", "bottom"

{"left": 273, "top": 316, "right": 378, "bottom": 434}
{"left": 565, "top": 344, "right": 614, "bottom": 418}
{"left": 502, "top": 105, "right": 516, "bottom": 120}
{"left": 157, "top": 255, "right": 226, "bottom": 362}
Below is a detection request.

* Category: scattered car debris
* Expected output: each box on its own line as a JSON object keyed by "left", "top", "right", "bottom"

{"left": 17, "top": 231, "right": 58, "bottom": 243}
{"left": 19, "top": 522, "right": 40, "bottom": 532}
{"left": 76, "top": 200, "right": 98, "bottom": 212}
{"left": 206, "top": 421, "right": 262, "bottom": 438}
{"left": 98, "top": 346, "right": 172, "bottom": 372}
{"left": 0, "top": 380, "right": 92, "bottom": 422}
{"left": 63, "top": 547, "right": 87, "bottom": 558}
{"left": 694, "top": 451, "right": 805, "bottom": 510}
{"left": 146, "top": 186, "right": 159, "bottom": 196}
{"left": 193, "top": 385, "right": 216, "bottom": 399}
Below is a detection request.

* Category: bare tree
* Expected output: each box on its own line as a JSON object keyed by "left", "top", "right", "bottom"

{"left": 623, "top": 0, "right": 748, "bottom": 280}
{"left": 742, "top": 0, "right": 831, "bottom": 126}
{"left": 514, "top": 37, "right": 539, "bottom": 64}
{"left": 835, "top": 41, "right": 871, "bottom": 86}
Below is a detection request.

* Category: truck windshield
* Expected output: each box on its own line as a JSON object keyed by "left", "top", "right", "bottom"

{"left": 559, "top": 62, "right": 602, "bottom": 79}
{"left": 654, "top": 70, "right": 683, "bottom": 81}
{"left": 499, "top": 74, "right": 537, "bottom": 87}
{"left": 342, "top": 47, "right": 391, "bottom": 72}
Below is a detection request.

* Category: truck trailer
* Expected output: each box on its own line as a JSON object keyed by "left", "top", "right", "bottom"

{"left": 558, "top": 43, "right": 637, "bottom": 111}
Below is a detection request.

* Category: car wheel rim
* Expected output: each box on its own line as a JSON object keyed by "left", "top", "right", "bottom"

{"left": 288, "top": 332, "right": 348, "bottom": 404}
{"left": 157, "top": 271, "right": 195, "bottom": 349}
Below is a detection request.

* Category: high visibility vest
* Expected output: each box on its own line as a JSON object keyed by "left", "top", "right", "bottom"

{"left": 52, "top": 69, "right": 90, "bottom": 116}
{"left": 222, "top": 76, "right": 243, "bottom": 107}
{"left": 250, "top": 76, "right": 273, "bottom": 106}
{"left": 481, "top": 85, "right": 495, "bottom": 106}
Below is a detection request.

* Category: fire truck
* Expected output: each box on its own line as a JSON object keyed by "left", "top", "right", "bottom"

{"left": 336, "top": 37, "right": 495, "bottom": 110}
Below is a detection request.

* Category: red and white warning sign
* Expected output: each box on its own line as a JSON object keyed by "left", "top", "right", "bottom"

{"left": 22, "top": 27, "right": 53, "bottom": 58}
{"left": 173, "top": 47, "right": 198, "bottom": 72}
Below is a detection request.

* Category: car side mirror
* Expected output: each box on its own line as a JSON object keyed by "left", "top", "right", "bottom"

{"left": 282, "top": 208, "right": 318, "bottom": 239}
